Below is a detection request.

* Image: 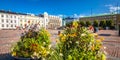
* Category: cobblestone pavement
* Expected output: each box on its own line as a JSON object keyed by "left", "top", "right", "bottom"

{"left": 0, "top": 30, "right": 22, "bottom": 60}
{"left": 97, "top": 30, "right": 120, "bottom": 60}
{"left": 0, "top": 30, "right": 120, "bottom": 60}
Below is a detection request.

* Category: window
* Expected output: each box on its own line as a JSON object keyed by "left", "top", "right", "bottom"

{"left": 11, "top": 25, "right": 13, "bottom": 27}
{"left": 6, "top": 24, "right": 8, "bottom": 27}
{"left": 6, "top": 20, "right": 8, "bottom": 23}
{"left": 11, "top": 20, "right": 13, "bottom": 23}
{"left": 2, "top": 19, "right": 4, "bottom": 23}
{"left": 14, "top": 16, "right": 16, "bottom": 18}
{"left": 6, "top": 15, "right": 8, "bottom": 18}
{"left": 2, "top": 24, "right": 4, "bottom": 27}
{"left": 1, "top": 15, "right": 4, "bottom": 17}
{"left": 11, "top": 16, "right": 12, "bottom": 18}
{"left": 15, "top": 25, "right": 16, "bottom": 27}
{"left": 14, "top": 20, "right": 16, "bottom": 23}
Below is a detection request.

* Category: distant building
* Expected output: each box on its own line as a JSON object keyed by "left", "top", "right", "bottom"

{"left": 0, "top": 10, "right": 62, "bottom": 30}
{"left": 63, "top": 17, "right": 79, "bottom": 26}
{"left": 38, "top": 12, "right": 62, "bottom": 29}
{"left": 48, "top": 15, "right": 62, "bottom": 29}
{"left": 0, "top": 10, "right": 20, "bottom": 29}
{"left": 79, "top": 14, "right": 120, "bottom": 28}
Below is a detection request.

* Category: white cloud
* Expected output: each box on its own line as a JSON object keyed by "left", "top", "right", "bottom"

{"left": 57, "top": 14, "right": 67, "bottom": 18}
{"left": 79, "top": 15, "right": 85, "bottom": 17}
{"left": 106, "top": 4, "right": 120, "bottom": 13}
{"left": 73, "top": 14, "right": 79, "bottom": 18}
{"left": 58, "top": 14, "right": 63, "bottom": 17}
{"left": 57, "top": 14, "right": 86, "bottom": 18}
{"left": 72, "top": 14, "right": 85, "bottom": 18}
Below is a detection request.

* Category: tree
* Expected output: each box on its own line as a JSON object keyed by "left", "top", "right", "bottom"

{"left": 79, "top": 21, "right": 85, "bottom": 26}
{"left": 99, "top": 20, "right": 106, "bottom": 29}
{"left": 86, "top": 21, "right": 92, "bottom": 27}
{"left": 66, "top": 22, "right": 73, "bottom": 27}
{"left": 106, "top": 20, "right": 114, "bottom": 27}
{"left": 93, "top": 20, "right": 99, "bottom": 27}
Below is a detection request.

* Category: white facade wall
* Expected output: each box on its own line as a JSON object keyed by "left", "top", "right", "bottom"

{"left": 0, "top": 13, "right": 19, "bottom": 29}
{"left": 0, "top": 11, "right": 62, "bottom": 30}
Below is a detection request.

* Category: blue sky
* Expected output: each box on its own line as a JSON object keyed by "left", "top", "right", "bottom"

{"left": 0, "top": 0, "right": 120, "bottom": 17}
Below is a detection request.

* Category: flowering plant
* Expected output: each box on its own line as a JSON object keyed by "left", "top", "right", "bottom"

{"left": 56, "top": 21, "right": 106, "bottom": 60}
{"left": 11, "top": 27, "right": 51, "bottom": 59}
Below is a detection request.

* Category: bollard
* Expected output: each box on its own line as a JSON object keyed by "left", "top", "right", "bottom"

{"left": 58, "top": 31, "right": 61, "bottom": 35}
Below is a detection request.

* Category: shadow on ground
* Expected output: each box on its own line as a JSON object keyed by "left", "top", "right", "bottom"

{"left": 99, "top": 34, "right": 111, "bottom": 36}
{"left": 0, "top": 53, "right": 14, "bottom": 60}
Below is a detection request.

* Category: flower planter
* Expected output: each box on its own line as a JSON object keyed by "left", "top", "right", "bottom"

{"left": 13, "top": 57, "right": 31, "bottom": 60}
{"left": 13, "top": 56, "right": 41, "bottom": 60}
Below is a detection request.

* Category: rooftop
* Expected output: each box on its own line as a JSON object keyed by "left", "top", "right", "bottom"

{"left": 80, "top": 13, "right": 120, "bottom": 18}
{"left": 0, "top": 10, "right": 28, "bottom": 15}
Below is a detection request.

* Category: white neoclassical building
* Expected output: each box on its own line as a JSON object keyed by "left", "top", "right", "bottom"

{"left": 0, "top": 11, "right": 19, "bottom": 29}
{"left": 0, "top": 10, "right": 62, "bottom": 30}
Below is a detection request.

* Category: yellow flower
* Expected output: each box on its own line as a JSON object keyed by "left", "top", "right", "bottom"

{"left": 89, "top": 34, "right": 94, "bottom": 37}
{"left": 72, "top": 21, "right": 78, "bottom": 28}
{"left": 47, "top": 34, "right": 50, "bottom": 36}
{"left": 99, "top": 45, "right": 103, "bottom": 48}
{"left": 93, "top": 33, "right": 98, "bottom": 37}
{"left": 91, "top": 45, "right": 95, "bottom": 51}
{"left": 61, "top": 36, "right": 66, "bottom": 42}
{"left": 72, "top": 33, "right": 77, "bottom": 37}
{"left": 81, "top": 33, "right": 86, "bottom": 36}
{"left": 67, "top": 33, "right": 77, "bottom": 37}
{"left": 12, "top": 52, "right": 16, "bottom": 56}
{"left": 56, "top": 39, "right": 59, "bottom": 43}
{"left": 100, "top": 37, "right": 104, "bottom": 41}
{"left": 96, "top": 39, "right": 101, "bottom": 43}
{"left": 59, "top": 33, "right": 63, "bottom": 37}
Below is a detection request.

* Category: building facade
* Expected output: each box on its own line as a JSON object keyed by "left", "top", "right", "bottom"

{"left": 48, "top": 15, "right": 62, "bottom": 29}
{"left": 0, "top": 11, "right": 19, "bottom": 29}
{"left": 79, "top": 14, "right": 120, "bottom": 28}
{"left": 0, "top": 10, "right": 62, "bottom": 30}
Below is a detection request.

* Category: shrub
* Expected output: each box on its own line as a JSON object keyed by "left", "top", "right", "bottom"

{"left": 79, "top": 21, "right": 86, "bottom": 26}
{"left": 66, "top": 22, "right": 73, "bottom": 27}
{"left": 86, "top": 21, "right": 92, "bottom": 27}
{"left": 99, "top": 20, "right": 106, "bottom": 29}
{"left": 93, "top": 20, "right": 99, "bottom": 27}
{"left": 11, "top": 28, "right": 51, "bottom": 59}
{"left": 55, "top": 21, "right": 106, "bottom": 60}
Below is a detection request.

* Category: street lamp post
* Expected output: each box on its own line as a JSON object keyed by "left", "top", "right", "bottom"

{"left": 119, "top": 23, "right": 120, "bottom": 36}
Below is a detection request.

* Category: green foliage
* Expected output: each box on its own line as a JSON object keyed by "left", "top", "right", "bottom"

{"left": 66, "top": 22, "right": 73, "bottom": 27}
{"left": 106, "top": 20, "right": 115, "bottom": 29}
{"left": 79, "top": 21, "right": 86, "bottom": 26}
{"left": 86, "top": 21, "right": 92, "bottom": 27}
{"left": 93, "top": 20, "right": 99, "bottom": 27}
{"left": 99, "top": 20, "right": 106, "bottom": 29}
{"left": 55, "top": 21, "right": 106, "bottom": 60}
{"left": 11, "top": 28, "right": 51, "bottom": 59}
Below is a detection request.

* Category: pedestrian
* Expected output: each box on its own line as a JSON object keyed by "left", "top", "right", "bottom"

{"left": 89, "top": 25, "right": 94, "bottom": 33}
